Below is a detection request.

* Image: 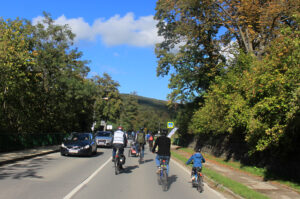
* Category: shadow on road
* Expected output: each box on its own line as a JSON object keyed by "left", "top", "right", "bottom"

{"left": 93, "top": 151, "right": 104, "bottom": 157}
{"left": 143, "top": 159, "right": 153, "bottom": 164}
{"left": 168, "top": 175, "right": 178, "bottom": 190}
{"left": 64, "top": 151, "right": 104, "bottom": 159}
{"left": 0, "top": 156, "right": 55, "bottom": 180}
{"left": 122, "top": 165, "right": 139, "bottom": 174}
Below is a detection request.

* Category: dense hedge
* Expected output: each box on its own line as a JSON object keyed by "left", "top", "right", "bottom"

{"left": 0, "top": 133, "right": 66, "bottom": 152}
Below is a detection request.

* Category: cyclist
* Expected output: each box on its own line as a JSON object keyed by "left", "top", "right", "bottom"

{"left": 186, "top": 148, "right": 205, "bottom": 181}
{"left": 152, "top": 130, "right": 171, "bottom": 175}
{"left": 136, "top": 128, "right": 146, "bottom": 161}
{"left": 112, "top": 126, "right": 127, "bottom": 167}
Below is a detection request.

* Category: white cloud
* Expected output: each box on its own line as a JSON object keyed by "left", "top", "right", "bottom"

{"left": 32, "top": 13, "right": 163, "bottom": 47}
{"left": 220, "top": 40, "right": 239, "bottom": 62}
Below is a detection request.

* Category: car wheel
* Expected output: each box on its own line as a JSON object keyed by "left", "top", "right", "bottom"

{"left": 89, "top": 148, "right": 93, "bottom": 157}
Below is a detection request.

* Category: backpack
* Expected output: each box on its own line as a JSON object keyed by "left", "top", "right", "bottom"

{"left": 149, "top": 135, "right": 153, "bottom": 141}
{"left": 137, "top": 132, "right": 145, "bottom": 144}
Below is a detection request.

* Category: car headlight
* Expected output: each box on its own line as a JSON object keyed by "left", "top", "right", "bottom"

{"left": 61, "top": 143, "right": 66, "bottom": 148}
{"left": 84, "top": 145, "right": 90, "bottom": 149}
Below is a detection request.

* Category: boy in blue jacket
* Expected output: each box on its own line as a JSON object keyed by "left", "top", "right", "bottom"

{"left": 186, "top": 148, "right": 205, "bottom": 181}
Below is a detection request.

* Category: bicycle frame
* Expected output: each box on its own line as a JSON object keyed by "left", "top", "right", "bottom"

{"left": 157, "top": 158, "right": 168, "bottom": 191}
{"left": 192, "top": 167, "right": 204, "bottom": 193}
{"left": 114, "top": 148, "right": 123, "bottom": 175}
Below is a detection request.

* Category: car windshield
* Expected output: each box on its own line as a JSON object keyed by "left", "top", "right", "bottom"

{"left": 71, "top": 134, "right": 90, "bottom": 141}
{"left": 96, "top": 132, "right": 111, "bottom": 137}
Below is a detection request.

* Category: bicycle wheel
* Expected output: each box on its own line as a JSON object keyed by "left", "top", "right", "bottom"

{"left": 197, "top": 174, "right": 203, "bottom": 192}
{"left": 139, "top": 154, "right": 142, "bottom": 164}
{"left": 157, "top": 171, "right": 162, "bottom": 185}
{"left": 138, "top": 146, "right": 142, "bottom": 164}
{"left": 162, "top": 169, "right": 168, "bottom": 191}
{"left": 115, "top": 158, "right": 119, "bottom": 175}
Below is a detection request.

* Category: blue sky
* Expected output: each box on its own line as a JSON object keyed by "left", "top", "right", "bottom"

{"left": 1, "top": 0, "right": 171, "bottom": 100}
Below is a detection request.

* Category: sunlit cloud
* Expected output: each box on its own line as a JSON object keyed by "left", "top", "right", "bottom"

{"left": 32, "top": 12, "right": 163, "bottom": 47}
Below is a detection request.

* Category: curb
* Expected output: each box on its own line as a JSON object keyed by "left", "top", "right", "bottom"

{"left": 0, "top": 149, "right": 60, "bottom": 166}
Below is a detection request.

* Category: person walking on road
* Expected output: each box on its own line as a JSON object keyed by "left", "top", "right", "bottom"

{"left": 112, "top": 126, "right": 127, "bottom": 167}
{"left": 152, "top": 130, "right": 171, "bottom": 175}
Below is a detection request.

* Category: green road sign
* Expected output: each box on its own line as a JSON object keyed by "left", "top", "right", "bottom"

{"left": 167, "top": 122, "right": 174, "bottom": 129}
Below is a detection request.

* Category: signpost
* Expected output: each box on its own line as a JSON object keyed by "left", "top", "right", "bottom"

{"left": 107, "top": 125, "right": 113, "bottom": 130}
{"left": 167, "top": 122, "right": 174, "bottom": 129}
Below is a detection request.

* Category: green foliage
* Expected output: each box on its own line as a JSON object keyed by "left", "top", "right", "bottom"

{"left": 117, "top": 94, "right": 173, "bottom": 133}
{"left": 155, "top": 0, "right": 299, "bottom": 102}
{"left": 92, "top": 73, "right": 122, "bottom": 130}
{"left": 117, "top": 92, "right": 139, "bottom": 130}
{"left": 155, "top": 0, "right": 225, "bottom": 102}
{"left": 0, "top": 14, "right": 122, "bottom": 150}
{"left": 191, "top": 18, "right": 300, "bottom": 154}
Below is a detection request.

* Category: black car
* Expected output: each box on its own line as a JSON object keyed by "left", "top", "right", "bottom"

{"left": 60, "top": 132, "right": 97, "bottom": 156}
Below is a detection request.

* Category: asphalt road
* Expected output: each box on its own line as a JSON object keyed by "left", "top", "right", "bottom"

{"left": 0, "top": 147, "right": 225, "bottom": 199}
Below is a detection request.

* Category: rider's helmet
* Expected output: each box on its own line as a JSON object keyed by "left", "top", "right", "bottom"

{"left": 117, "top": 126, "right": 123, "bottom": 130}
{"left": 195, "top": 148, "right": 201, "bottom": 153}
{"left": 161, "top": 129, "right": 167, "bottom": 136}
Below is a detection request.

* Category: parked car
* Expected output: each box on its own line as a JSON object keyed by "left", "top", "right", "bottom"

{"left": 95, "top": 131, "right": 113, "bottom": 147}
{"left": 60, "top": 132, "right": 97, "bottom": 156}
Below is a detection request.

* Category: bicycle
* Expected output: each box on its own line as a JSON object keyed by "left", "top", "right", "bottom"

{"left": 192, "top": 167, "right": 204, "bottom": 192}
{"left": 157, "top": 157, "right": 168, "bottom": 191}
{"left": 114, "top": 148, "right": 125, "bottom": 175}
{"left": 137, "top": 143, "right": 144, "bottom": 164}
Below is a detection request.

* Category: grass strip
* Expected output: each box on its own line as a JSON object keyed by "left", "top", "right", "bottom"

{"left": 181, "top": 147, "right": 265, "bottom": 176}
{"left": 179, "top": 147, "right": 300, "bottom": 192}
{"left": 171, "top": 151, "right": 269, "bottom": 199}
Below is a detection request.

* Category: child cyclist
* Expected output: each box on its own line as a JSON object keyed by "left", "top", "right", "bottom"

{"left": 186, "top": 148, "right": 205, "bottom": 181}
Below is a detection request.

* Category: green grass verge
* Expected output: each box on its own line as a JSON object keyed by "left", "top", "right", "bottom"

{"left": 171, "top": 151, "right": 269, "bottom": 199}
{"left": 179, "top": 147, "right": 300, "bottom": 192}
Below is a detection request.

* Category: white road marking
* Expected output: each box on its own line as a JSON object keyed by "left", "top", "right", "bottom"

{"left": 63, "top": 157, "right": 112, "bottom": 199}
{"left": 171, "top": 157, "right": 227, "bottom": 199}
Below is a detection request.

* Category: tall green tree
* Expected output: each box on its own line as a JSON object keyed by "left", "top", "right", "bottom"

{"left": 0, "top": 18, "right": 35, "bottom": 132}
{"left": 155, "top": 0, "right": 299, "bottom": 102}
{"left": 118, "top": 92, "right": 139, "bottom": 130}
{"left": 92, "top": 73, "right": 122, "bottom": 130}
{"left": 191, "top": 16, "right": 300, "bottom": 155}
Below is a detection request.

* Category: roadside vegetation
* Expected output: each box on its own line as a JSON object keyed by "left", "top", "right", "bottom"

{"left": 180, "top": 147, "right": 300, "bottom": 192}
{"left": 0, "top": 13, "right": 174, "bottom": 152}
{"left": 171, "top": 150, "right": 269, "bottom": 199}
{"left": 155, "top": 0, "right": 300, "bottom": 187}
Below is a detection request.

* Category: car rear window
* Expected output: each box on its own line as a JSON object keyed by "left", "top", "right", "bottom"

{"left": 97, "top": 132, "right": 111, "bottom": 137}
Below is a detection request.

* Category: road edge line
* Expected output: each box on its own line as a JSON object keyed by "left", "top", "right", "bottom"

{"left": 63, "top": 157, "right": 112, "bottom": 199}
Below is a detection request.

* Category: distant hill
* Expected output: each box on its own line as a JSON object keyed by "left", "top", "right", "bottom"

{"left": 120, "top": 94, "right": 174, "bottom": 131}
{"left": 121, "top": 94, "right": 169, "bottom": 111}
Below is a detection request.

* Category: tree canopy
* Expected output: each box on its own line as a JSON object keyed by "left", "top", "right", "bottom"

{"left": 155, "top": 0, "right": 299, "bottom": 102}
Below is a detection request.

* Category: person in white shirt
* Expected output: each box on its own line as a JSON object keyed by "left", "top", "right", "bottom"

{"left": 112, "top": 126, "right": 127, "bottom": 163}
